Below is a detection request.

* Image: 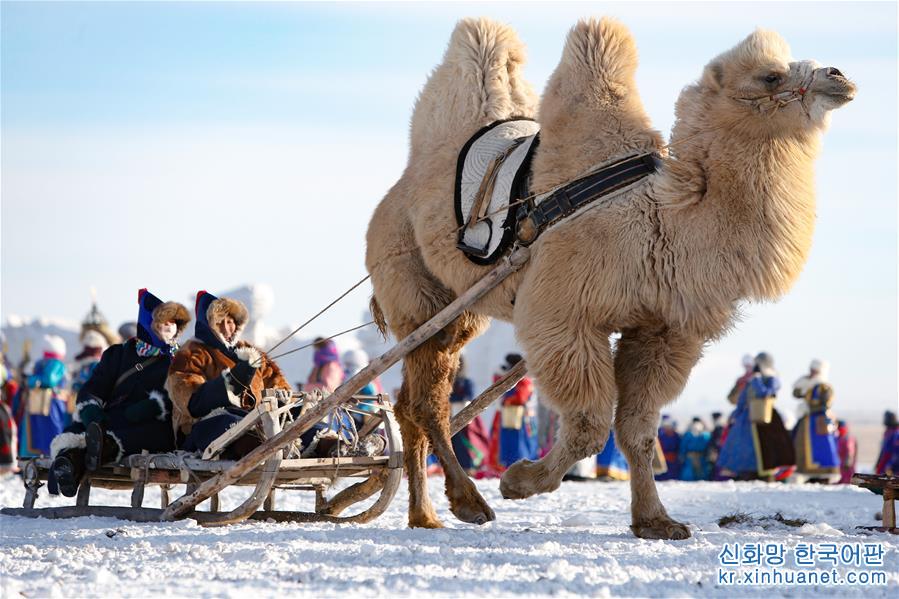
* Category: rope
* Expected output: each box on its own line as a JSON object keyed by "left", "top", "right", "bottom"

{"left": 268, "top": 321, "right": 375, "bottom": 362}
{"left": 264, "top": 274, "right": 371, "bottom": 357}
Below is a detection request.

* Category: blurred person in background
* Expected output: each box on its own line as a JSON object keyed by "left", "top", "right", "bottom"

{"left": 835, "top": 420, "right": 857, "bottom": 484}
{"left": 12, "top": 335, "right": 69, "bottom": 458}
{"left": 792, "top": 359, "right": 839, "bottom": 483}
{"left": 707, "top": 411, "right": 726, "bottom": 480}
{"left": 485, "top": 354, "right": 537, "bottom": 473}
{"left": 448, "top": 356, "right": 488, "bottom": 474}
{"left": 305, "top": 338, "right": 344, "bottom": 393}
{"left": 655, "top": 415, "right": 681, "bottom": 481}
{"left": 679, "top": 417, "right": 711, "bottom": 481}
{"left": 716, "top": 352, "right": 795, "bottom": 481}
{"left": 71, "top": 330, "right": 108, "bottom": 396}
{"left": 875, "top": 411, "right": 899, "bottom": 476}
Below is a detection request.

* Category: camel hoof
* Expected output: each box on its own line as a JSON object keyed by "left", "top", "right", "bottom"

{"left": 450, "top": 497, "right": 496, "bottom": 525}
{"left": 409, "top": 514, "right": 444, "bottom": 529}
{"left": 631, "top": 517, "right": 692, "bottom": 540}
{"left": 499, "top": 459, "right": 560, "bottom": 500}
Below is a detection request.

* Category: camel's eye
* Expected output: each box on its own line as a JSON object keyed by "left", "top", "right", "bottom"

{"left": 763, "top": 73, "right": 781, "bottom": 85}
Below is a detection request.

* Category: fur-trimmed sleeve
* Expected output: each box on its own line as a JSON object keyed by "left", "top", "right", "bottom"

{"left": 166, "top": 343, "right": 214, "bottom": 431}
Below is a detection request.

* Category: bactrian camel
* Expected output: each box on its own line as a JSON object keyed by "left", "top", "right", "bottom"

{"left": 365, "top": 17, "right": 856, "bottom": 539}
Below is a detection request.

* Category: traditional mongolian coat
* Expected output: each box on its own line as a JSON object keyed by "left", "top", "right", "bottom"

{"left": 167, "top": 292, "right": 291, "bottom": 456}
{"left": 596, "top": 431, "right": 630, "bottom": 480}
{"left": 876, "top": 424, "right": 899, "bottom": 476}
{"left": 792, "top": 383, "right": 839, "bottom": 477}
{"left": 716, "top": 372, "right": 796, "bottom": 480}
{"left": 836, "top": 422, "right": 857, "bottom": 484}
{"left": 13, "top": 341, "right": 70, "bottom": 457}
{"left": 493, "top": 374, "right": 538, "bottom": 468}
{"left": 679, "top": 428, "right": 712, "bottom": 481}
{"left": 49, "top": 290, "right": 190, "bottom": 463}
{"left": 655, "top": 423, "right": 681, "bottom": 481}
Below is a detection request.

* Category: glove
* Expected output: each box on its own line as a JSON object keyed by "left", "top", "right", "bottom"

{"left": 124, "top": 399, "right": 163, "bottom": 423}
{"left": 77, "top": 401, "right": 104, "bottom": 426}
{"left": 230, "top": 347, "right": 260, "bottom": 391}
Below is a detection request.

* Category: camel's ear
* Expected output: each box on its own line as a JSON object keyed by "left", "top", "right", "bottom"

{"left": 701, "top": 61, "right": 724, "bottom": 92}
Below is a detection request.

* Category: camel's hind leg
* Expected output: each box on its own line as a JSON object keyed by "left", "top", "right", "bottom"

{"left": 394, "top": 381, "right": 442, "bottom": 528}
{"left": 500, "top": 323, "right": 616, "bottom": 500}
{"left": 613, "top": 325, "right": 703, "bottom": 540}
{"left": 394, "top": 312, "right": 494, "bottom": 527}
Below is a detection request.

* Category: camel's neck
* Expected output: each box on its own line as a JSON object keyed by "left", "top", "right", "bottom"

{"left": 654, "top": 128, "right": 821, "bottom": 302}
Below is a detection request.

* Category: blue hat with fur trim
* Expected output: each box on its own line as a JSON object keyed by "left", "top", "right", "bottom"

{"left": 136, "top": 289, "right": 190, "bottom": 353}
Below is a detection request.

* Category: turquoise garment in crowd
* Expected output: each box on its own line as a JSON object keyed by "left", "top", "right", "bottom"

{"left": 13, "top": 356, "right": 70, "bottom": 457}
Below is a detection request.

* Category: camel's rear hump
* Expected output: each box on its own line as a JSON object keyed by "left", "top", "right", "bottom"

{"left": 409, "top": 18, "right": 537, "bottom": 155}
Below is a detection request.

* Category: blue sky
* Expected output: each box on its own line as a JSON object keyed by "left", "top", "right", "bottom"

{"left": 2, "top": 2, "right": 896, "bottom": 419}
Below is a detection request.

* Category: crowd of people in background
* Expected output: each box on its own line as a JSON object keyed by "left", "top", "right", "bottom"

{"left": 1, "top": 296, "right": 897, "bottom": 490}
{"left": 444, "top": 350, "right": 896, "bottom": 485}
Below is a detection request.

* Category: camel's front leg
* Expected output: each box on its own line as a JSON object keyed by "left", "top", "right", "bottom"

{"left": 500, "top": 407, "right": 612, "bottom": 499}
{"left": 614, "top": 326, "right": 704, "bottom": 540}
{"left": 500, "top": 322, "right": 616, "bottom": 500}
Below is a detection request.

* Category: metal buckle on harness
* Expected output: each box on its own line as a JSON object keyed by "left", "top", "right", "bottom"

{"left": 515, "top": 199, "right": 539, "bottom": 246}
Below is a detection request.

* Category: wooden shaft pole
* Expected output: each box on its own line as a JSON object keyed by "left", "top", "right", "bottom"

{"left": 449, "top": 360, "right": 527, "bottom": 436}
{"left": 162, "top": 246, "right": 530, "bottom": 520}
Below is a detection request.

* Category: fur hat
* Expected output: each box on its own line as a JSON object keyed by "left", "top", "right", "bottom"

{"left": 193, "top": 291, "right": 249, "bottom": 351}
{"left": 207, "top": 297, "right": 249, "bottom": 336}
{"left": 137, "top": 289, "right": 189, "bottom": 351}
{"left": 152, "top": 301, "right": 191, "bottom": 338}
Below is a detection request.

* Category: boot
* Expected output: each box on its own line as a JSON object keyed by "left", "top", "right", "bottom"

{"left": 51, "top": 449, "right": 86, "bottom": 498}
{"left": 85, "top": 422, "right": 120, "bottom": 470}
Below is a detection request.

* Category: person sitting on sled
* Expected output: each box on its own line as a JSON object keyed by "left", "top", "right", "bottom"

{"left": 168, "top": 292, "right": 362, "bottom": 458}
{"left": 49, "top": 289, "right": 190, "bottom": 497}
{"left": 167, "top": 291, "right": 292, "bottom": 459}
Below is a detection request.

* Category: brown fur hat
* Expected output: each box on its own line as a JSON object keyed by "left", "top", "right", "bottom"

{"left": 151, "top": 302, "right": 192, "bottom": 337}
{"left": 207, "top": 297, "right": 249, "bottom": 338}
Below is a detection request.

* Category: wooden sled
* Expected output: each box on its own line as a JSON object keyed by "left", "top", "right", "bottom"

{"left": 3, "top": 247, "right": 532, "bottom": 526}
{"left": 851, "top": 473, "right": 899, "bottom": 534}
{"left": 3, "top": 390, "right": 405, "bottom": 525}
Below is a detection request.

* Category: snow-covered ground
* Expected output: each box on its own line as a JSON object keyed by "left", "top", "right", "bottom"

{"left": 0, "top": 474, "right": 895, "bottom": 597}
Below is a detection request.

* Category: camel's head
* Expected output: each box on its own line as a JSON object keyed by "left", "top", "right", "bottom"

{"left": 696, "top": 29, "right": 856, "bottom": 134}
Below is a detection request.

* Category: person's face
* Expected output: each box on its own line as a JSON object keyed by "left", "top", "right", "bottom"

{"left": 217, "top": 316, "right": 237, "bottom": 342}
{"left": 154, "top": 320, "right": 178, "bottom": 344}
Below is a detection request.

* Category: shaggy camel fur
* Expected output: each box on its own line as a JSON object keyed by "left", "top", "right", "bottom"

{"left": 365, "top": 17, "right": 855, "bottom": 538}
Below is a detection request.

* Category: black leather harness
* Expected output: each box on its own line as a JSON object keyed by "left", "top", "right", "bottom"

{"left": 515, "top": 152, "right": 663, "bottom": 246}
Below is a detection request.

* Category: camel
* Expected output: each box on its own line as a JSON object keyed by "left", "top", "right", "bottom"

{"left": 364, "top": 17, "right": 855, "bottom": 538}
